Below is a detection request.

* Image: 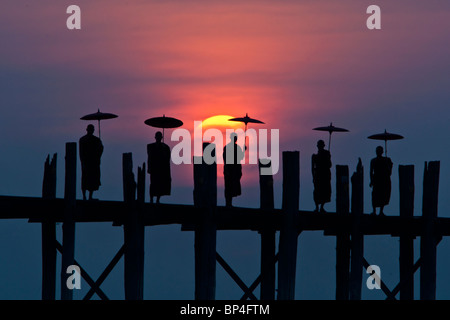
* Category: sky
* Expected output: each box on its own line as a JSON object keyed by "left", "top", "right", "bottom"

{"left": 0, "top": 0, "right": 450, "bottom": 300}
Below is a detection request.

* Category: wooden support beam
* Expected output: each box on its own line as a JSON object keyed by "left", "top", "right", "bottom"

{"left": 216, "top": 252, "right": 257, "bottom": 300}
{"left": 61, "top": 142, "right": 76, "bottom": 300}
{"left": 393, "top": 237, "right": 441, "bottom": 299}
{"left": 193, "top": 143, "right": 217, "bottom": 300}
{"left": 258, "top": 159, "right": 276, "bottom": 300}
{"left": 137, "top": 162, "right": 146, "bottom": 204}
{"left": 41, "top": 153, "right": 57, "bottom": 300}
{"left": 335, "top": 165, "right": 350, "bottom": 300}
{"left": 83, "top": 244, "right": 125, "bottom": 300}
{"left": 56, "top": 241, "right": 109, "bottom": 300}
{"left": 123, "top": 153, "right": 145, "bottom": 300}
{"left": 399, "top": 165, "right": 415, "bottom": 300}
{"left": 241, "top": 252, "right": 279, "bottom": 301}
{"left": 363, "top": 258, "right": 396, "bottom": 300}
{"left": 277, "top": 151, "right": 300, "bottom": 300}
{"left": 349, "top": 159, "right": 364, "bottom": 300}
{"left": 420, "top": 161, "right": 440, "bottom": 300}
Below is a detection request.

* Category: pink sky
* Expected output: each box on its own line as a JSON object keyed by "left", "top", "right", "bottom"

{"left": 1, "top": 0, "right": 450, "bottom": 208}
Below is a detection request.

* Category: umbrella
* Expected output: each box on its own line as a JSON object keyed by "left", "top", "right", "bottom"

{"left": 144, "top": 114, "right": 183, "bottom": 142}
{"left": 368, "top": 129, "right": 404, "bottom": 156}
{"left": 80, "top": 108, "right": 118, "bottom": 139}
{"left": 313, "top": 122, "right": 349, "bottom": 152}
{"left": 228, "top": 113, "right": 265, "bottom": 150}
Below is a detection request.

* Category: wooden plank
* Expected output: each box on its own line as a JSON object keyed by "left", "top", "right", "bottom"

{"left": 399, "top": 165, "right": 415, "bottom": 300}
{"left": 61, "top": 142, "right": 76, "bottom": 300}
{"left": 420, "top": 161, "right": 440, "bottom": 300}
{"left": 349, "top": 159, "right": 364, "bottom": 300}
{"left": 335, "top": 165, "right": 350, "bottom": 300}
{"left": 193, "top": 143, "right": 217, "bottom": 300}
{"left": 259, "top": 159, "right": 276, "bottom": 300}
{"left": 41, "top": 153, "right": 57, "bottom": 300}
{"left": 277, "top": 151, "right": 300, "bottom": 300}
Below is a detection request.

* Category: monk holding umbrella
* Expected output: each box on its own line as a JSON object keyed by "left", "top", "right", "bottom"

{"left": 368, "top": 130, "right": 403, "bottom": 215}
{"left": 145, "top": 115, "right": 183, "bottom": 204}
{"left": 312, "top": 122, "right": 349, "bottom": 213}
{"left": 223, "top": 132, "right": 245, "bottom": 207}
{"left": 311, "top": 140, "right": 332, "bottom": 213}
{"left": 226, "top": 113, "right": 264, "bottom": 207}
{"left": 79, "top": 124, "right": 104, "bottom": 200}
{"left": 79, "top": 108, "right": 117, "bottom": 200}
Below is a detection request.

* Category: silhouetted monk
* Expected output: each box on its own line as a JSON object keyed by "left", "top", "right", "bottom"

{"left": 312, "top": 140, "right": 332, "bottom": 213}
{"left": 223, "top": 133, "right": 245, "bottom": 207}
{"left": 79, "top": 124, "right": 104, "bottom": 200}
{"left": 147, "top": 131, "right": 171, "bottom": 204}
{"left": 370, "top": 146, "right": 393, "bottom": 216}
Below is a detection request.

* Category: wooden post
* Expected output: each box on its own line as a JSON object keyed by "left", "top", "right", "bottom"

{"left": 193, "top": 143, "right": 217, "bottom": 300}
{"left": 123, "top": 153, "right": 145, "bottom": 300}
{"left": 277, "top": 151, "right": 299, "bottom": 300}
{"left": 42, "top": 153, "right": 57, "bottom": 300}
{"left": 136, "top": 162, "right": 146, "bottom": 297}
{"left": 399, "top": 165, "right": 415, "bottom": 300}
{"left": 420, "top": 161, "right": 439, "bottom": 300}
{"left": 259, "top": 159, "right": 275, "bottom": 300}
{"left": 349, "top": 159, "right": 364, "bottom": 300}
{"left": 335, "top": 165, "right": 350, "bottom": 300}
{"left": 61, "top": 142, "right": 76, "bottom": 300}
{"left": 137, "top": 163, "right": 146, "bottom": 204}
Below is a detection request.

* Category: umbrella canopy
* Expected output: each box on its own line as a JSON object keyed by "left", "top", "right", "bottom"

{"left": 144, "top": 114, "right": 183, "bottom": 141}
{"left": 313, "top": 122, "right": 349, "bottom": 152}
{"left": 368, "top": 129, "right": 404, "bottom": 156}
{"left": 80, "top": 108, "right": 118, "bottom": 139}
{"left": 144, "top": 115, "right": 183, "bottom": 129}
{"left": 228, "top": 113, "right": 265, "bottom": 150}
{"left": 228, "top": 113, "right": 265, "bottom": 125}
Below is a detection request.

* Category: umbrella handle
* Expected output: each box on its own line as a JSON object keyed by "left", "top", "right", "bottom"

{"left": 244, "top": 123, "right": 248, "bottom": 151}
{"left": 98, "top": 119, "right": 101, "bottom": 139}
{"left": 328, "top": 132, "right": 332, "bottom": 152}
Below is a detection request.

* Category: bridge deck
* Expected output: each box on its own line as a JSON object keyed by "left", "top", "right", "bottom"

{"left": 0, "top": 195, "right": 447, "bottom": 237}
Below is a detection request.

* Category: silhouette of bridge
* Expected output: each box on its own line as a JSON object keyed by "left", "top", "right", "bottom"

{"left": 0, "top": 142, "right": 443, "bottom": 300}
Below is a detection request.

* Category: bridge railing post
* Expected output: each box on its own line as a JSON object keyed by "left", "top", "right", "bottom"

{"left": 123, "top": 153, "right": 145, "bottom": 300}
{"left": 277, "top": 151, "right": 300, "bottom": 300}
{"left": 193, "top": 143, "right": 217, "bottom": 300}
{"left": 349, "top": 159, "right": 364, "bottom": 300}
{"left": 61, "top": 142, "right": 76, "bottom": 300}
{"left": 336, "top": 165, "right": 350, "bottom": 300}
{"left": 399, "top": 164, "right": 415, "bottom": 300}
{"left": 42, "top": 153, "right": 57, "bottom": 300}
{"left": 259, "top": 159, "right": 276, "bottom": 300}
{"left": 420, "top": 161, "right": 439, "bottom": 300}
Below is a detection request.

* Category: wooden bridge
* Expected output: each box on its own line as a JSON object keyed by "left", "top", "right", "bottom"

{"left": 0, "top": 142, "right": 443, "bottom": 300}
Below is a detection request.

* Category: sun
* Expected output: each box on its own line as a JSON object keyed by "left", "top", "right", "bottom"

{"left": 192, "top": 114, "right": 245, "bottom": 158}
{"left": 196, "top": 115, "right": 243, "bottom": 131}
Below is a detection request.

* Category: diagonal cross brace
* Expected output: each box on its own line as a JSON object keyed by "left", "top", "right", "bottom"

{"left": 240, "top": 252, "right": 280, "bottom": 300}
{"left": 363, "top": 257, "right": 396, "bottom": 300}
{"left": 56, "top": 240, "right": 110, "bottom": 300}
{"left": 83, "top": 244, "right": 125, "bottom": 300}
{"left": 216, "top": 252, "right": 258, "bottom": 300}
{"left": 388, "top": 236, "right": 442, "bottom": 299}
